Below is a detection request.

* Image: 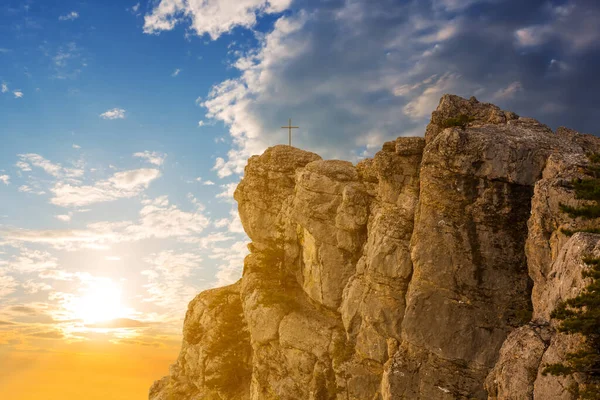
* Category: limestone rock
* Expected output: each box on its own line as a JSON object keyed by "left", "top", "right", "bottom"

{"left": 150, "top": 95, "right": 600, "bottom": 400}
{"left": 486, "top": 233, "right": 600, "bottom": 400}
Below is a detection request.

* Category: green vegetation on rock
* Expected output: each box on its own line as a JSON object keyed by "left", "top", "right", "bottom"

{"left": 439, "top": 114, "right": 476, "bottom": 129}
{"left": 546, "top": 155, "right": 600, "bottom": 398}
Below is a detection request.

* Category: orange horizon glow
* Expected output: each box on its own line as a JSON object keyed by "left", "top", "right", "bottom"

{"left": 0, "top": 337, "right": 179, "bottom": 400}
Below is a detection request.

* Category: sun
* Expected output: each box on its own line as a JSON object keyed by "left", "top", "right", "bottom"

{"left": 72, "top": 280, "right": 126, "bottom": 324}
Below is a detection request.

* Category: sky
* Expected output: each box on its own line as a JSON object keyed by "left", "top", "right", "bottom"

{"left": 1, "top": 0, "right": 600, "bottom": 398}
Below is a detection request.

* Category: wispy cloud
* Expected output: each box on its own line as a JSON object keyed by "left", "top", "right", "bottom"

{"left": 141, "top": 251, "right": 203, "bottom": 311}
{"left": 1, "top": 83, "right": 7, "bottom": 93}
{"left": 0, "top": 175, "right": 10, "bottom": 185}
{"left": 51, "top": 168, "right": 161, "bottom": 207}
{"left": 5, "top": 249, "right": 58, "bottom": 274}
{"left": 16, "top": 154, "right": 83, "bottom": 180}
{"left": 58, "top": 11, "right": 79, "bottom": 21}
{"left": 100, "top": 108, "right": 126, "bottom": 120}
{"left": 13, "top": 90, "right": 23, "bottom": 99}
{"left": 494, "top": 81, "right": 524, "bottom": 100}
{"left": 2, "top": 196, "right": 211, "bottom": 250}
{"left": 0, "top": 274, "right": 18, "bottom": 298}
{"left": 171, "top": 68, "right": 181, "bottom": 77}
{"left": 133, "top": 151, "right": 166, "bottom": 166}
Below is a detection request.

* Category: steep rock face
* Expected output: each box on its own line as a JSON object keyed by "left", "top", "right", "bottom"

{"left": 486, "top": 233, "right": 599, "bottom": 400}
{"left": 150, "top": 95, "right": 600, "bottom": 400}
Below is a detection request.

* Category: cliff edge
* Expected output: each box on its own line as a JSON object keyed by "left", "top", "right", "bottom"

{"left": 150, "top": 95, "right": 600, "bottom": 399}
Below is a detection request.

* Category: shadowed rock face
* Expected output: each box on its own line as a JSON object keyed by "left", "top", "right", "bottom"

{"left": 150, "top": 95, "right": 600, "bottom": 400}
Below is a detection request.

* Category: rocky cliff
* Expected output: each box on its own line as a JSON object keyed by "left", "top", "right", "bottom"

{"left": 149, "top": 95, "right": 600, "bottom": 400}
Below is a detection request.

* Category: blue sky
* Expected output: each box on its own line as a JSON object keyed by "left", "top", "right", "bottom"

{"left": 1, "top": 0, "right": 600, "bottom": 353}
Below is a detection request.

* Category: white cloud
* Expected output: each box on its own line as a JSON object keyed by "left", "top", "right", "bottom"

{"left": 141, "top": 251, "right": 203, "bottom": 310}
{"left": 16, "top": 154, "right": 83, "bottom": 179}
{"left": 203, "top": 180, "right": 215, "bottom": 185}
{"left": 2, "top": 196, "right": 210, "bottom": 250}
{"left": 55, "top": 214, "right": 72, "bottom": 222}
{"left": 143, "top": 0, "right": 292, "bottom": 40}
{"left": 493, "top": 81, "right": 523, "bottom": 100}
{"left": 214, "top": 209, "right": 244, "bottom": 234}
{"left": 0, "top": 175, "right": 9, "bottom": 185}
{"left": 133, "top": 151, "right": 166, "bottom": 166}
{"left": 210, "top": 240, "right": 248, "bottom": 287}
{"left": 198, "top": 120, "right": 206, "bottom": 127}
{"left": 51, "top": 168, "right": 161, "bottom": 207}
{"left": 216, "top": 182, "right": 238, "bottom": 203}
{"left": 514, "top": 5, "right": 600, "bottom": 52}
{"left": 403, "top": 73, "right": 463, "bottom": 119}
{"left": 515, "top": 26, "right": 549, "bottom": 47}
{"left": 59, "top": 11, "right": 79, "bottom": 21}
{"left": 7, "top": 249, "right": 58, "bottom": 274}
{"left": 0, "top": 274, "right": 17, "bottom": 298}
{"left": 22, "top": 280, "right": 52, "bottom": 294}
{"left": 171, "top": 68, "right": 181, "bottom": 77}
{"left": 1, "top": 83, "right": 7, "bottom": 93}
{"left": 198, "top": 10, "right": 423, "bottom": 178}
{"left": 100, "top": 108, "right": 126, "bottom": 120}
{"left": 132, "top": 3, "right": 141, "bottom": 13}
{"left": 13, "top": 90, "right": 23, "bottom": 98}
{"left": 72, "top": 144, "right": 81, "bottom": 149}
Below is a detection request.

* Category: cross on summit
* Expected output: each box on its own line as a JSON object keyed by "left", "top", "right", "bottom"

{"left": 281, "top": 118, "right": 299, "bottom": 147}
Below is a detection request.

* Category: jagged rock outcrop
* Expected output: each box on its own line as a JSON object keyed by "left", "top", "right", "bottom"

{"left": 150, "top": 95, "right": 600, "bottom": 399}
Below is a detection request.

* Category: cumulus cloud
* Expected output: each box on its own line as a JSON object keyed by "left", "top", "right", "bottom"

{"left": 133, "top": 151, "right": 166, "bottom": 166}
{"left": 13, "top": 90, "right": 23, "bottom": 98}
{"left": 186, "top": 0, "right": 600, "bottom": 179}
{"left": 0, "top": 175, "right": 9, "bottom": 185}
{"left": 59, "top": 11, "right": 79, "bottom": 21}
{"left": 50, "top": 168, "right": 160, "bottom": 207}
{"left": 143, "top": 0, "right": 293, "bottom": 39}
{"left": 100, "top": 108, "right": 126, "bottom": 120}
{"left": 1, "top": 83, "right": 7, "bottom": 93}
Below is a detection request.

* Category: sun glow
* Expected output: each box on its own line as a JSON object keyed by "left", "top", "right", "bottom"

{"left": 71, "top": 280, "right": 126, "bottom": 324}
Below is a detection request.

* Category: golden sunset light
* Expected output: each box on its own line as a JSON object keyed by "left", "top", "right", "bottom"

{"left": 69, "top": 279, "right": 125, "bottom": 324}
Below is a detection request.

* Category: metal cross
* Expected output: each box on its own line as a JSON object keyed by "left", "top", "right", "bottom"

{"left": 281, "top": 118, "right": 299, "bottom": 146}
